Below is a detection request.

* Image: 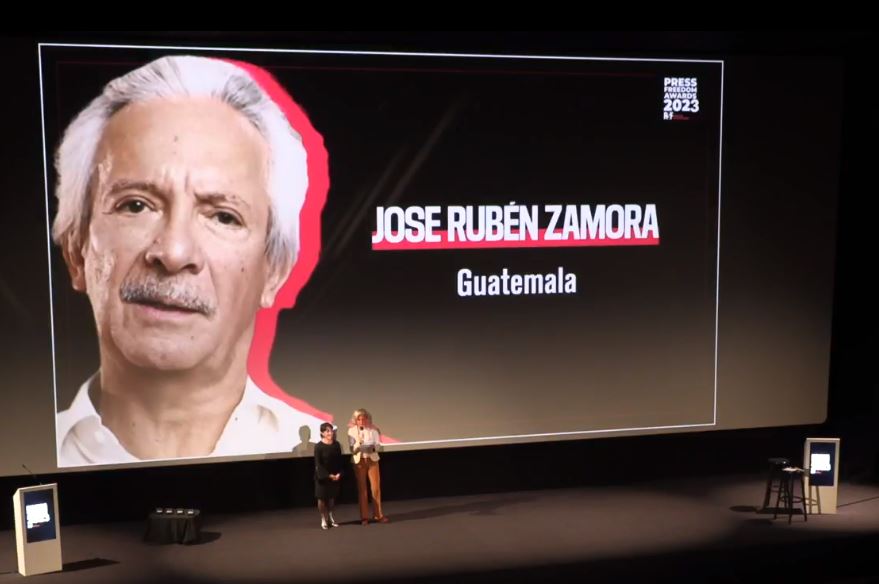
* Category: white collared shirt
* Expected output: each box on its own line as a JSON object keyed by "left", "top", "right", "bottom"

{"left": 56, "top": 374, "right": 326, "bottom": 467}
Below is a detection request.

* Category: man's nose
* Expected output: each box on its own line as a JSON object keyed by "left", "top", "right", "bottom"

{"left": 143, "top": 209, "right": 205, "bottom": 274}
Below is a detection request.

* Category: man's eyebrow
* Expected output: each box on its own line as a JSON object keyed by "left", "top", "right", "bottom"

{"left": 195, "top": 192, "right": 252, "bottom": 209}
{"left": 106, "top": 179, "right": 166, "bottom": 197}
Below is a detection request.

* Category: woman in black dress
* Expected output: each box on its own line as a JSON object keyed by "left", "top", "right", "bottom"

{"left": 314, "top": 422, "right": 343, "bottom": 529}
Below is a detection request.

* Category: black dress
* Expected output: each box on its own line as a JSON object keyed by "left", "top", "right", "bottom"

{"left": 314, "top": 440, "right": 343, "bottom": 500}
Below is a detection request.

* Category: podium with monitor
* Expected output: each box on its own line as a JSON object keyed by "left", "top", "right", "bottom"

{"left": 13, "top": 483, "right": 62, "bottom": 576}
{"left": 804, "top": 437, "right": 841, "bottom": 514}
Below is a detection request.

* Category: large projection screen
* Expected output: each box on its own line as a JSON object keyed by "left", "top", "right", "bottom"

{"left": 0, "top": 43, "right": 839, "bottom": 474}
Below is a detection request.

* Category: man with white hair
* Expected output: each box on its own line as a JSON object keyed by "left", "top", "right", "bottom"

{"left": 53, "top": 55, "right": 326, "bottom": 466}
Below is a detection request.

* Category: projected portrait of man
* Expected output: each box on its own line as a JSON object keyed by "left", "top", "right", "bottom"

{"left": 52, "top": 55, "right": 330, "bottom": 466}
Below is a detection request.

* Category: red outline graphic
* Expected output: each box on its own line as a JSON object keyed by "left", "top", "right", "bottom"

{"left": 223, "top": 59, "right": 333, "bottom": 422}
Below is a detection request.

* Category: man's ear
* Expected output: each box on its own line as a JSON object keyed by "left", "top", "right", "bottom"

{"left": 260, "top": 255, "right": 294, "bottom": 308}
{"left": 62, "top": 234, "right": 87, "bottom": 292}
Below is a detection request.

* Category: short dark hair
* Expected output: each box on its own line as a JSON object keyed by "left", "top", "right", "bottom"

{"left": 319, "top": 422, "right": 334, "bottom": 434}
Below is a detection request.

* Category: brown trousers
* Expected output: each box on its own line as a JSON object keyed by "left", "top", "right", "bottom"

{"left": 354, "top": 458, "right": 383, "bottom": 520}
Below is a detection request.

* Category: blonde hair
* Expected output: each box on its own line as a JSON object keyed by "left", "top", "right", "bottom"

{"left": 350, "top": 408, "right": 372, "bottom": 426}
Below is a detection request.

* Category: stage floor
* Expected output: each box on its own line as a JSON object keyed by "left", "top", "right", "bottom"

{"left": 1, "top": 473, "right": 877, "bottom": 583}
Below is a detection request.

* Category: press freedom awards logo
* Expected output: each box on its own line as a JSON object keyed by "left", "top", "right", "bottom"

{"left": 663, "top": 77, "right": 699, "bottom": 121}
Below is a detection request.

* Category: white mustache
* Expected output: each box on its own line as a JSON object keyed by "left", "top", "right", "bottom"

{"left": 120, "top": 276, "right": 215, "bottom": 316}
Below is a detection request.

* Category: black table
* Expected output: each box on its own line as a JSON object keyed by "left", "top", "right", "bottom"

{"left": 144, "top": 509, "right": 202, "bottom": 544}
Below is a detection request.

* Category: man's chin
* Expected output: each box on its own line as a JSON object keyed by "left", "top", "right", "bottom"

{"left": 116, "top": 339, "right": 211, "bottom": 373}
